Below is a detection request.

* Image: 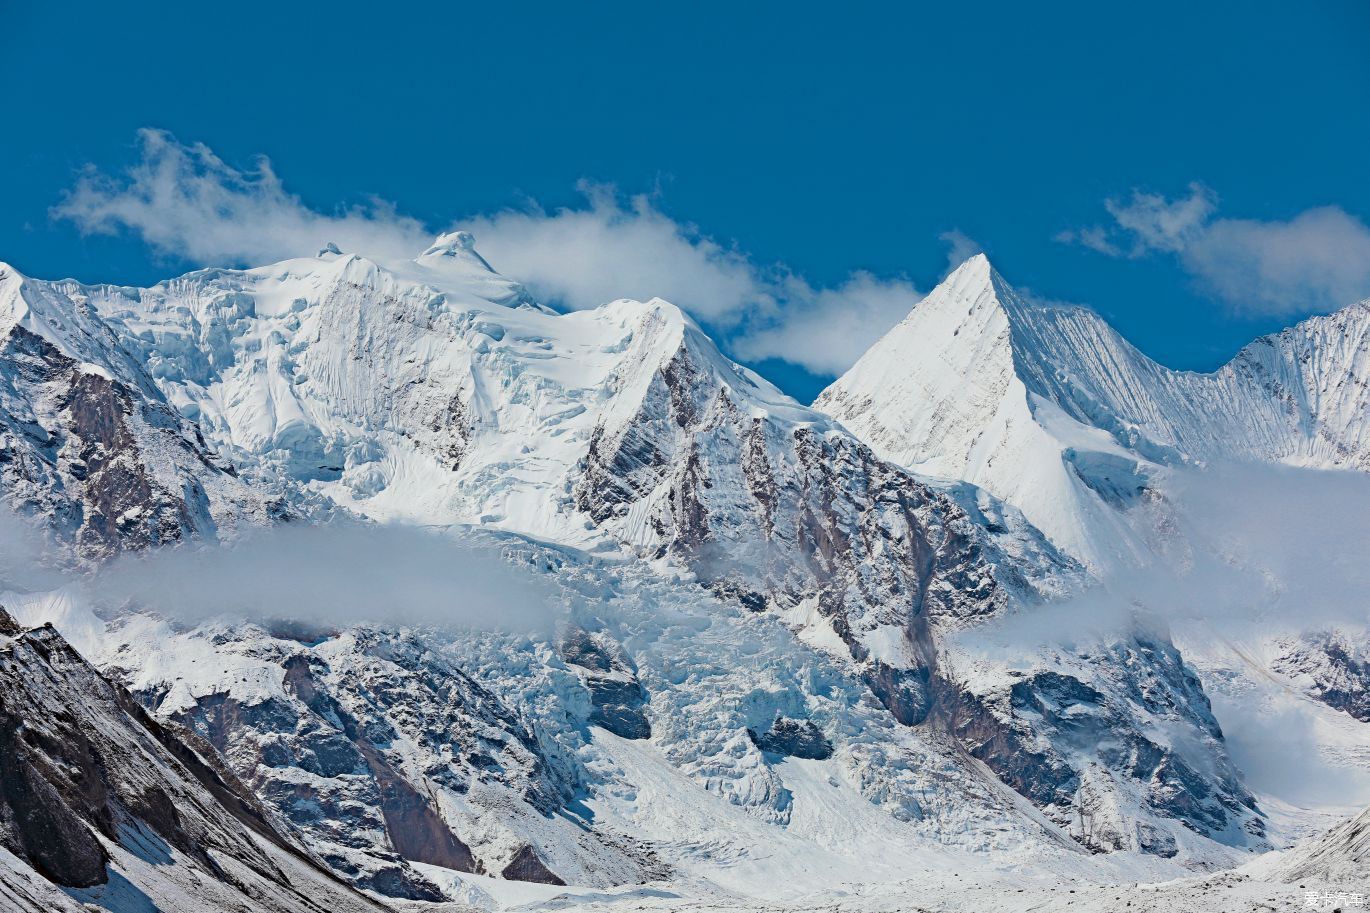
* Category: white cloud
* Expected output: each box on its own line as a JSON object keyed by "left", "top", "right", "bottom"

{"left": 730, "top": 271, "right": 921, "bottom": 376}
{"left": 1104, "top": 182, "right": 1217, "bottom": 255}
{"left": 1185, "top": 207, "right": 1370, "bottom": 315}
{"left": 53, "top": 128, "right": 429, "bottom": 265}
{"left": 468, "top": 186, "right": 930, "bottom": 375}
{"left": 938, "top": 229, "right": 983, "bottom": 276}
{"left": 54, "top": 132, "right": 931, "bottom": 377}
{"left": 462, "top": 183, "right": 769, "bottom": 323}
{"left": 94, "top": 522, "right": 560, "bottom": 634}
{"left": 1061, "top": 183, "right": 1370, "bottom": 316}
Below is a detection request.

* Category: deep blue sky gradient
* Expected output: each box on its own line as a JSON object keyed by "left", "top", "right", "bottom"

{"left": 3, "top": 1, "right": 1368, "bottom": 400}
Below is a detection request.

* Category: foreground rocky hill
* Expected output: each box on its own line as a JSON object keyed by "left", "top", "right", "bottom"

{"left": 0, "top": 606, "right": 388, "bottom": 913}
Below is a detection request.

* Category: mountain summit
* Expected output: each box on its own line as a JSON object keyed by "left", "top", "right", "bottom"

{"left": 1, "top": 238, "right": 1365, "bottom": 909}
{"left": 817, "top": 254, "right": 1370, "bottom": 567}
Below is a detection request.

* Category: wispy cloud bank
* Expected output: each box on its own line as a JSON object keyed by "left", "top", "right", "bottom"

{"left": 90, "top": 522, "right": 561, "bottom": 634}
{"left": 1058, "top": 183, "right": 1370, "bottom": 316}
{"left": 467, "top": 184, "right": 936, "bottom": 375}
{"left": 0, "top": 509, "right": 68, "bottom": 592}
{"left": 938, "top": 229, "right": 983, "bottom": 277}
{"left": 53, "top": 128, "right": 431, "bottom": 265}
{"left": 0, "top": 513, "right": 562, "bottom": 635}
{"left": 966, "top": 462, "right": 1370, "bottom": 649}
{"left": 53, "top": 131, "right": 935, "bottom": 376}
{"left": 728, "top": 271, "right": 922, "bottom": 376}
{"left": 462, "top": 182, "right": 766, "bottom": 323}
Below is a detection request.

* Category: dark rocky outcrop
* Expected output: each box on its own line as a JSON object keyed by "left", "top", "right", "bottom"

{"left": 747, "top": 718, "right": 833, "bottom": 761}
{"left": 0, "top": 316, "right": 268, "bottom": 559}
{"left": 115, "top": 625, "right": 618, "bottom": 898}
{"left": 930, "top": 636, "right": 1263, "bottom": 854}
{"left": 0, "top": 607, "right": 386, "bottom": 911}
{"left": 560, "top": 628, "right": 652, "bottom": 740}
{"left": 501, "top": 843, "right": 565, "bottom": 885}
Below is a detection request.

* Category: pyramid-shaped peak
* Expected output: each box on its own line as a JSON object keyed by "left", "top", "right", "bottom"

{"left": 937, "top": 252, "right": 1006, "bottom": 297}
{"left": 909, "top": 252, "right": 1016, "bottom": 325}
{"left": 951, "top": 250, "right": 993, "bottom": 277}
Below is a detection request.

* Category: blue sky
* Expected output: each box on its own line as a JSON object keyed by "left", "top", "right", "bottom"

{"left": 4, "top": 1, "right": 1369, "bottom": 400}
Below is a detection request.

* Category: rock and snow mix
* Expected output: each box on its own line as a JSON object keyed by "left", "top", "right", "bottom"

{"left": 0, "top": 238, "right": 1367, "bottom": 912}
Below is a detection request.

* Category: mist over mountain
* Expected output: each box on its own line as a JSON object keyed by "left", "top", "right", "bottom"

{"left": 2, "top": 233, "right": 1366, "bottom": 912}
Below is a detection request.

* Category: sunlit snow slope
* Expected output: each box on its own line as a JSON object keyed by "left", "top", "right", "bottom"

{"left": 816, "top": 254, "right": 1370, "bottom": 568}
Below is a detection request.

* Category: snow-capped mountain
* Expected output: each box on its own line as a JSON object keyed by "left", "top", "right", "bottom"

{"left": 816, "top": 254, "right": 1370, "bottom": 569}
{"left": 5, "top": 234, "right": 1365, "bottom": 909}
{"left": 48, "top": 235, "right": 1081, "bottom": 709}
{"left": 816, "top": 254, "right": 1370, "bottom": 849}
{"left": 0, "top": 263, "right": 273, "bottom": 559}
{"left": 0, "top": 606, "right": 388, "bottom": 913}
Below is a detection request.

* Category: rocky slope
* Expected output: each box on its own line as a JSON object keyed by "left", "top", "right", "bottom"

{"left": 0, "top": 606, "right": 389, "bottom": 913}
{"left": 0, "top": 236, "right": 1294, "bottom": 904}
{"left": 91, "top": 609, "right": 662, "bottom": 900}
{"left": 0, "top": 263, "right": 274, "bottom": 560}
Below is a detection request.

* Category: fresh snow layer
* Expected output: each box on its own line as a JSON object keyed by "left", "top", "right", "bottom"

{"left": 4, "top": 238, "right": 1368, "bottom": 912}
{"left": 817, "top": 254, "right": 1370, "bottom": 571}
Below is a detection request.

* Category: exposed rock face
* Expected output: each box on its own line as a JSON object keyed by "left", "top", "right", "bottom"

{"left": 747, "top": 718, "right": 833, "bottom": 761}
{"left": 501, "top": 843, "right": 566, "bottom": 885}
{"left": 1272, "top": 630, "right": 1370, "bottom": 722}
{"left": 931, "top": 632, "right": 1263, "bottom": 855}
{"left": 0, "top": 607, "right": 386, "bottom": 913}
{"left": 560, "top": 628, "right": 652, "bottom": 740}
{"left": 105, "top": 620, "right": 656, "bottom": 897}
{"left": 0, "top": 265, "right": 271, "bottom": 559}
{"left": 572, "top": 311, "right": 1028, "bottom": 718}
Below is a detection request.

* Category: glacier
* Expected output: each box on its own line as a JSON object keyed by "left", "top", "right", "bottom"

{"left": 0, "top": 235, "right": 1366, "bottom": 912}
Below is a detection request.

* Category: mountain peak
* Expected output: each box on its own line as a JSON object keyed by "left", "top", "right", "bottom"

{"left": 423, "top": 230, "right": 477, "bottom": 256}
{"left": 949, "top": 250, "right": 994, "bottom": 279}
{"left": 896, "top": 251, "right": 1010, "bottom": 332}
{"left": 926, "top": 252, "right": 998, "bottom": 303}
{"left": 416, "top": 230, "right": 508, "bottom": 281}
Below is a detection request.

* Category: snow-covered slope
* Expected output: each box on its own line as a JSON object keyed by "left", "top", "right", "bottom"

{"left": 816, "top": 254, "right": 1370, "bottom": 568}
{"left": 0, "top": 236, "right": 1288, "bottom": 904}
{"left": 816, "top": 254, "right": 1370, "bottom": 856}
{"left": 1269, "top": 805, "right": 1370, "bottom": 887}
{"left": 0, "top": 606, "right": 388, "bottom": 913}
{"left": 0, "top": 263, "right": 273, "bottom": 558}
{"left": 64, "top": 234, "right": 636, "bottom": 544}
{"left": 49, "top": 238, "right": 1080, "bottom": 702}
